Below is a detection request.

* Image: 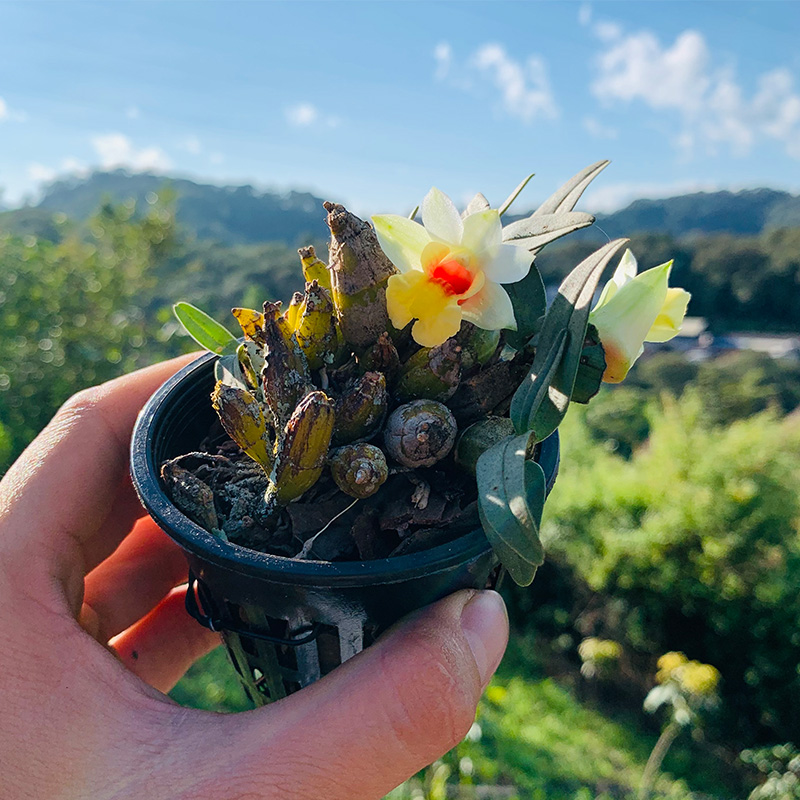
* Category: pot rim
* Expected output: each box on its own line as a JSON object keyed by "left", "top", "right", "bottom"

{"left": 130, "top": 352, "right": 559, "bottom": 587}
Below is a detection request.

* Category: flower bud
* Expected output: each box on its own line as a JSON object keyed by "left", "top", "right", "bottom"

{"left": 329, "top": 443, "right": 388, "bottom": 499}
{"left": 384, "top": 400, "right": 457, "bottom": 468}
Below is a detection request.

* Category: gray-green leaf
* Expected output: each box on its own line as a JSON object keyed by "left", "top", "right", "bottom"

{"left": 173, "top": 302, "right": 240, "bottom": 355}
{"left": 477, "top": 431, "right": 547, "bottom": 586}
{"left": 510, "top": 239, "right": 628, "bottom": 438}
{"left": 498, "top": 173, "right": 534, "bottom": 217}
{"left": 532, "top": 160, "right": 609, "bottom": 217}
{"left": 502, "top": 211, "right": 595, "bottom": 254}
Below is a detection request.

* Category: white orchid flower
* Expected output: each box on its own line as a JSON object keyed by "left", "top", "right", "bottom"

{"left": 372, "top": 187, "right": 531, "bottom": 348}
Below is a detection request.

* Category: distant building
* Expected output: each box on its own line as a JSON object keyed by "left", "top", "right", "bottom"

{"left": 646, "top": 317, "right": 800, "bottom": 362}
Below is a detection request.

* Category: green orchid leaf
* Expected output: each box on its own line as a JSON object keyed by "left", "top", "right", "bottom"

{"left": 477, "top": 431, "right": 547, "bottom": 586}
{"left": 532, "top": 160, "right": 609, "bottom": 217}
{"left": 510, "top": 328, "right": 569, "bottom": 437}
{"left": 510, "top": 239, "right": 628, "bottom": 438}
{"left": 502, "top": 211, "right": 595, "bottom": 254}
{"left": 173, "top": 302, "right": 240, "bottom": 355}
{"left": 498, "top": 173, "right": 534, "bottom": 217}
{"left": 571, "top": 323, "right": 607, "bottom": 404}
{"left": 503, "top": 263, "right": 547, "bottom": 349}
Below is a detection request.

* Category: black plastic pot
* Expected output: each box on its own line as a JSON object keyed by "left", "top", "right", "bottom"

{"left": 131, "top": 352, "right": 559, "bottom": 706}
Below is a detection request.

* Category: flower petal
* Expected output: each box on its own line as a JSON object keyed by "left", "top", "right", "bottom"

{"left": 385, "top": 271, "right": 426, "bottom": 330}
{"left": 462, "top": 208, "right": 502, "bottom": 256}
{"left": 460, "top": 280, "right": 517, "bottom": 331}
{"left": 421, "top": 187, "right": 464, "bottom": 243}
{"left": 411, "top": 302, "right": 463, "bottom": 347}
{"left": 615, "top": 248, "right": 638, "bottom": 284}
{"left": 646, "top": 288, "right": 691, "bottom": 342}
{"left": 372, "top": 215, "right": 431, "bottom": 273}
{"left": 590, "top": 261, "right": 671, "bottom": 382}
{"left": 593, "top": 248, "right": 638, "bottom": 310}
{"left": 483, "top": 242, "right": 533, "bottom": 284}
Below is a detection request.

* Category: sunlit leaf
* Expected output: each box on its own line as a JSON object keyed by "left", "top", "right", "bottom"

{"left": 502, "top": 211, "right": 595, "bottom": 254}
{"left": 532, "top": 160, "right": 609, "bottom": 217}
{"left": 498, "top": 173, "right": 534, "bottom": 217}
{"left": 173, "top": 302, "right": 240, "bottom": 355}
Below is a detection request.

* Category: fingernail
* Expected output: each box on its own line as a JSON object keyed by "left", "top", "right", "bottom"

{"left": 460, "top": 590, "right": 508, "bottom": 687}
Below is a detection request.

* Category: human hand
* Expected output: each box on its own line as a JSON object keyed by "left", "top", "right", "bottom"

{"left": 0, "top": 356, "right": 508, "bottom": 800}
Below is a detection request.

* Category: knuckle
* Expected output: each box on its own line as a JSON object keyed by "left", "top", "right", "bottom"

{"left": 57, "top": 386, "right": 103, "bottom": 422}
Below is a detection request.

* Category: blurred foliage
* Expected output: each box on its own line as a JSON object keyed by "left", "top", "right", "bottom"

{"left": 742, "top": 744, "right": 800, "bottom": 800}
{"left": 0, "top": 201, "right": 187, "bottom": 471}
{"left": 539, "top": 394, "right": 800, "bottom": 743}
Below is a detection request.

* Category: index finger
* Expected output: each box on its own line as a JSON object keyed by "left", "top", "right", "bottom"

{"left": 0, "top": 354, "right": 198, "bottom": 612}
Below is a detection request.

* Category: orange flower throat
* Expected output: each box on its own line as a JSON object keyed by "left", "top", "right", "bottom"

{"left": 429, "top": 257, "right": 473, "bottom": 296}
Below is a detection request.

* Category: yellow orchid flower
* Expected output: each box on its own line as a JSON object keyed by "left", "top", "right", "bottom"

{"left": 372, "top": 187, "right": 532, "bottom": 348}
{"left": 589, "top": 249, "right": 690, "bottom": 383}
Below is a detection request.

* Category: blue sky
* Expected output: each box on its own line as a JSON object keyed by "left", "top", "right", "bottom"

{"left": 1, "top": 1, "right": 799, "bottom": 215}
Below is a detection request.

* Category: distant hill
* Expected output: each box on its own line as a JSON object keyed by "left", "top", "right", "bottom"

{"left": 592, "top": 188, "right": 800, "bottom": 238}
{"left": 33, "top": 170, "right": 333, "bottom": 245}
{"left": 1, "top": 171, "right": 799, "bottom": 246}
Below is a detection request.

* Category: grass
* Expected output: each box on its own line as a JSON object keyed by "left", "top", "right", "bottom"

{"left": 171, "top": 637, "right": 736, "bottom": 799}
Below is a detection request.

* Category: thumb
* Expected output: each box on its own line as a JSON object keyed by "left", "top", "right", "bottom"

{"left": 209, "top": 589, "right": 508, "bottom": 800}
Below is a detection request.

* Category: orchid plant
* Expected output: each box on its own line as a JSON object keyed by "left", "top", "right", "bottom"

{"left": 170, "top": 160, "right": 689, "bottom": 587}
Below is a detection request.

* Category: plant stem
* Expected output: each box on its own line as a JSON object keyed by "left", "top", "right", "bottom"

{"left": 640, "top": 720, "right": 681, "bottom": 799}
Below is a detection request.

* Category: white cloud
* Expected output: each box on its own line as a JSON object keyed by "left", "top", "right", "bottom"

{"left": 434, "top": 41, "right": 452, "bottom": 80}
{"left": 125, "top": 105, "right": 140, "bottom": 120}
{"left": 591, "top": 22, "right": 800, "bottom": 159}
{"left": 91, "top": 133, "right": 171, "bottom": 171}
{"left": 472, "top": 44, "right": 558, "bottom": 122}
{"left": 434, "top": 42, "right": 558, "bottom": 123}
{"left": 578, "top": 3, "right": 592, "bottom": 27}
{"left": 26, "top": 157, "right": 87, "bottom": 187}
{"left": 180, "top": 135, "right": 203, "bottom": 155}
{"left": 61, "top": 157, "right": 88, "bottom": 176}
{"left": 583, "top": 116, "right": 618, "bottom": 139}
{"left": 0, "top": 97, "right": 27, "bottom": 123}
{"left": 209, "top": 152, "right": 225, "bottom": 165}
{"left": 285, "top": 103, "right": 340, "bottom": 128}
{"left": 285, "top": 103, "right": 318, "bottom": 127}
{"left": 28, "top": 163, "right": 56, "bottom": 183}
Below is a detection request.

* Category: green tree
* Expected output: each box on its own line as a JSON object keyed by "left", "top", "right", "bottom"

{"left": 0, "top": 201, "right": 181, "bottom": 472}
